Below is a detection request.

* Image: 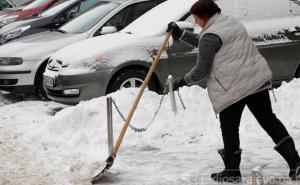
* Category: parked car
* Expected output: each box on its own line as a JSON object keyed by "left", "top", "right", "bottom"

{"left": 43, "top": 0, "right": 300, "bottom": 104}
{"left": 0, "top": 0, "right": 34, "bottom": 15}
{"left": 0, "top": 0, "right": 165, "bottom": 98}
{"left": 0, "top": 0, "right": 62, "bottom": 28}
{"left": 0, "top": 0, "right": 103, "bottom": 44}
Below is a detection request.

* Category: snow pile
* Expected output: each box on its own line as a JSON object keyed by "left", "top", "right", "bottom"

{"left": 0, "top": 79, "right": 300, "bottom": 185}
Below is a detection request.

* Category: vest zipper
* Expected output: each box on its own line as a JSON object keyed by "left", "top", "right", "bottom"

{"left": 270, "top": 80, "right": 277, "bottom": 103}
{"left": 271, "top": 89, "right": 277, "bottom": 103}
{"left": 215, "top": 77, "right": 228, "bottom": 92}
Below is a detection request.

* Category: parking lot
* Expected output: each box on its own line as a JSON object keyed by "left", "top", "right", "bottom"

{"left": 0, "top": 0, "right": 300, "bottom": 184}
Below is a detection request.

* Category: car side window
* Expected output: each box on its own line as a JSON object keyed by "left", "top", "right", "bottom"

{"left": 100, "top": 1, "right": 157, "bottom": 32}
{"left": 183, "top": 15, "right": 201, "bottom": 34}
{"left": 0, "top": 0, "right": 12, "bottom": 10}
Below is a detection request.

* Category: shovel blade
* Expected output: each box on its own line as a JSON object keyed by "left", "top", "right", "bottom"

{"left": 91, "top": 155, "right": 115, "bottom": 184}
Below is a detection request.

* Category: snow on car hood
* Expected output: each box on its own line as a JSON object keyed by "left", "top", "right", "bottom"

{"left": 50, "top": 32, "right": 171, "bottom": 72}
{"left": 0, "top": 31, "right": 86, "bottom": 60}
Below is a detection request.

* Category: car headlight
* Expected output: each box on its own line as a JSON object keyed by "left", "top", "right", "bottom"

{"left": 0, "top": 57, "right": 23, "bottom": 65}
{"left": 0, "top": 15, "right": 18, "bottom": 28}
{"left": 1, "top": 25, "right": 31, "bottom": 43}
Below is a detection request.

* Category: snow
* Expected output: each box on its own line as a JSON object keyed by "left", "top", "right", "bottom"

{"left": 1, "top": 79, "right": 300, "bottom": 185}
{"left": 49, "top": 34, "right": 170, "bottom": 71}
{"left": 121, "top": 0, "right": 197, "bottom": 36}
{"left": 217, "top": 0, "right": 291, "bottom": 21}
{"left": 244, "top": 16, "right": 300, "bottom": 45}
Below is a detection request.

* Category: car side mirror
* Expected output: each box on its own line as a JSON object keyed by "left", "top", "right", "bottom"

{"left": 176, "top": 21, "right": 196, "bottom": 33}
{"left": 66, "top": 11, "right": 77, "bottom": 20}
{"left": 100, "top": 26, "right": 118, "bottom": 35}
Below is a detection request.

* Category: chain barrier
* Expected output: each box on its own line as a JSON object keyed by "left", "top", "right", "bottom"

{"left": 291, "top": 0, "right": 300, "bottom": 6}
{"left": 112, "top": 79, "right": 186, "bottom": 133}
{"left": 176, "top": 90, "right": 186, "bottom": 110}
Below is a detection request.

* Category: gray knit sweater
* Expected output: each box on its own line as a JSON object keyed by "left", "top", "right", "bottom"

{"left": 179, "top": 30, "right": 223, "bottom": 84}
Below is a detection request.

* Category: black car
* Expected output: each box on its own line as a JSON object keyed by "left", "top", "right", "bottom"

{"left": 0, "top": 0, "right": 102, "bottom": 44}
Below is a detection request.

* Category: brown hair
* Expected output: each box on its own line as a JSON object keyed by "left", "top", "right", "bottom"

{"left": 190, "top": 0, "right": 221, "bottom": 20}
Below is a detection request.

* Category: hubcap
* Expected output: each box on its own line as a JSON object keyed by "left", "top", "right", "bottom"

{"left": 120, "top": 78, "right": 144, "bottom": 89}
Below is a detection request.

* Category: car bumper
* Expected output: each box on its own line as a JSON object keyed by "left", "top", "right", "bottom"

{"left": 0, "top": 60, "right": 37, "bottom": 93}
{"left": 44, "top": 68, "right": 115, "bottom": 105}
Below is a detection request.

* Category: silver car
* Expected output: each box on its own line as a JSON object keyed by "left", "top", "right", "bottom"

{"left": 44, "top": 0, "right": 300, "bottom": 104}
{"left": 0, "top": 0, "right": 164, "bottom": 98}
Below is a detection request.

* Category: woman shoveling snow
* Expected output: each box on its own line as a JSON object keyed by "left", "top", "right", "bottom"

{"left": 167, "top": 0, "right": 300, "bottom": 183}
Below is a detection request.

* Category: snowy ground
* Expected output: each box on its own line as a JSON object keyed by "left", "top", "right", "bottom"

{"left": 0, "top": 79, "right": 300, "bottom": 185}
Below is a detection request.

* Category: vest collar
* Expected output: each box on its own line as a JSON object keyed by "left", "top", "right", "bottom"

{"left": 199, "top": 13, "right": 221, "bottom": 36}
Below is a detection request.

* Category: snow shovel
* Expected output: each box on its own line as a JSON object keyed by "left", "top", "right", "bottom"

{"left": 91, "top": 31, "right": 172, "bottom": 183}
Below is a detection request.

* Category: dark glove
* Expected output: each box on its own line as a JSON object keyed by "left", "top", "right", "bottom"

{"left": 172, "top": 78, "right": 187, "bottom": 91}
{"left": 166, "top": 22, "right": 183, "bottom": 40}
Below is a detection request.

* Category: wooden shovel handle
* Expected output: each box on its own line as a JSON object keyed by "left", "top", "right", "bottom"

{"left": 112, "top": 32, "right": 172, "bottom": 155}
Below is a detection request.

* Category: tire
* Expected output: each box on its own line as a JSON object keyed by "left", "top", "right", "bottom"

{"left": 107, "top": 68, "right": 158, "bottom": 94}
{"left": 296, "top": 66, "right": 300, "bottom": 78}
{"left": 35, "top": 62, "right": 49, "bottom": 100}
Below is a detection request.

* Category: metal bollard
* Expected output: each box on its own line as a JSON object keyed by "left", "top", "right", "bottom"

{"left": 106, "top": 96, "right": 114, "bottom": 155}
{"left": 251, "top": 164, "right": 268, "bottom": 185}
{"left": 168, "top": 75, "right": 177, "bottom": 114}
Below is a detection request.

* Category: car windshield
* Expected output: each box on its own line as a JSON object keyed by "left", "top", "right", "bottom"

{"left": 41, "top": 0, "right": 75, "bottom": 17}
{"left": 17, "top": 0, "right": 33, "bottom": 6}
{"left": 23, "top": 0, "right": 49, "bottom": 10}
{"left": 59, "top": 1, "right": 119, "bottom": 34}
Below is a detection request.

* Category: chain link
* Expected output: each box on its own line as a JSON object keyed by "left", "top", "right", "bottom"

{"left": 176, "top": 90, "right": 186, "bottom": 110}
{"left": 112, "top": 79, "right": 169, "bottom": 133}
{"left": 111, "top": 78, "right": 186, "bottom": 133}
{"left": 291, "top": 0, "right": 300, "bottom": 6}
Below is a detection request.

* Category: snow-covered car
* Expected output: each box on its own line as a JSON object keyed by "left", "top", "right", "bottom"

{"left": 0, "top": 0, "right": 164, "bottom": 98}
{"left": 0, "top": 0, "right": 103, "bottom": 45}
{"left": 44, "top": 0, "right": 300, "bottom": 104}
{"left": 0, "top": 0, "right": 64, "bottom": 28}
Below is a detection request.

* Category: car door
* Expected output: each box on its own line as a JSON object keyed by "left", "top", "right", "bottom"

{"left": 168, "top": 15, "right": 202, "bottom": 85}
{"left": 246, "top": 17, "right": 300, "bottom": 84}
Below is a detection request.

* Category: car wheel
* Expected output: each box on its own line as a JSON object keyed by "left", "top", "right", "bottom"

{"left": 35, "top": 62, "right": 49, "bottom": 100}
{"left": 297, "top": 66, "right": 300, "bottom": 78}
{"left": 107, "top": 68, "right": 158, "bottom": 94}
